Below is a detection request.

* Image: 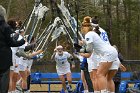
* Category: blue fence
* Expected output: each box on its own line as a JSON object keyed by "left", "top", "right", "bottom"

{"left": 30, "top": 72, "right": 81, "bottom": 92}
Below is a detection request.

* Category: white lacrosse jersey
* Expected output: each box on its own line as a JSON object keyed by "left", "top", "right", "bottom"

{"left": 55, "top": 51, "right": 71, "bottom": 67}
{"left": 85, "top": 31, "right": 115, "bottom": 55}
{"left": 54, "top": 51, "right": 71, "bottom": 75}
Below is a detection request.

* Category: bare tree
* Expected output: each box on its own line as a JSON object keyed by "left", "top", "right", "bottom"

{"left": 7, "top": 0, "right": 12, "bottom": 18}
{"left": 106, "top": 0, "right": 112, "bottom": 42}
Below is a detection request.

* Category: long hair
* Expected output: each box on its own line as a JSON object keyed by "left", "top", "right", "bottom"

{"left": 7, "top": 19, "right": 17, "bottom": 30}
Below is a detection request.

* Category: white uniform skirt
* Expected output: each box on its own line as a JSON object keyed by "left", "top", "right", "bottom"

{"left": 17, "top": 57, "right": 28, "bottom": 71}
{"left": 56, "top": 63, "right": 71, "bottom": 76}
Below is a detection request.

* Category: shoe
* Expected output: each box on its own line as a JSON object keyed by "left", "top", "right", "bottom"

{"left": 67, "top": 84, "right": 73, "bottom": 92}
{"left": 23, "top": 90, "right": 30, "bottom": 93}
{"left": 14, "top": 90, "right": 22, "bottom": 93}
{"left": 16, "top": 84, "right": 22, "bottom": 92}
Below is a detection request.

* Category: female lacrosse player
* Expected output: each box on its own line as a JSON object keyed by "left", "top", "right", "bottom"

{"left": 91, "top": 17, "right": 126, "bottom": 93}
{"left": 79, "top": 16, "right": 120, "bottom": 93}
{"left": 51, "top": 45, "right": 75, "bottom": 93}
{"left": 16, "top": 30, "right": 43, "bottom": 93}
{"left": 80, "top": 17, "right": 99, "bottom": 92}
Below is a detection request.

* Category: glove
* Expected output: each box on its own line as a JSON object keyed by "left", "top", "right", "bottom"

{"left": 74, "top": 43, "right": 82, "bottom": 52}
{"left": 31, "top": 53, "right": 44, "bottom": 59}
{"left": 31, "top": 55, "right": 38, "bottom": 59}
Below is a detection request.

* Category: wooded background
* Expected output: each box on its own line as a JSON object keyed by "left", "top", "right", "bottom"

{"left": 0, "top": 0, "right": 140, "bottom": 72}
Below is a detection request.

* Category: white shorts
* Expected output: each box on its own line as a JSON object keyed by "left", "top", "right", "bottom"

{"left": 27, "top": 66, "right": 31, "bottom": 72}
{"left": 97, "top": 57, "right": 120, "bottom": 70}
{"left": 92, "top": 54, "right": 101, "bottom": 69}
{"left": 109, "top": 58, "right": 120, "bottom": 70}
{"left": 17, "top": 57, "right": 28, "bottom": 71}
{"left": 10, "top": 66, "right": 15, "bottom": 71}
{"left": 100, "top": 48, "right": 118, "bottom": 62}
{"left": 27, "top": 60, "right": 33, "bottom": 72}
{"left": 10, "top": 66, "right": 19, "bottom": 73}
{"left": 11, "top": 55, "right": 19, "bottom": 73}
{"left": 87, "top": 56, "right": 93, "bottom": 72}
{"left": 56, "top": 65, "right": 71, "bottom": 76}
{"left": 18, "top": 64, "right": 27, "bottom": 71}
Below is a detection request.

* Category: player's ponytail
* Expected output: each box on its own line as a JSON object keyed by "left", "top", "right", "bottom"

{"left": 81, "top": 16, "right": 93, "bottom": 34}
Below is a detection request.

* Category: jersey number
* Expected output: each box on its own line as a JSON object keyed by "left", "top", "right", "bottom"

{"left": 101, "top": 32, "right": 108, "bottom": 41}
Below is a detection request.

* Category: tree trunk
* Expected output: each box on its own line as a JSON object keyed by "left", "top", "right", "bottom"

{"left": 106, "top": 0, "right": 112, "bottom": 43}
{"left": 122, "top": 0, "right": 128, "bottom": 59}
{"left": 126, "top": 0, "right": 131, "bottom": 59}
{"left": 116, "top": 0, "right": 120, "bottom": 47}
{"left": 7, "top": 0, "right": 12, "bottom": 18}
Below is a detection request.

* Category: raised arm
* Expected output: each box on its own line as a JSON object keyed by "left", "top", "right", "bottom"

{"left": 51, "top": 48, "right": 57, "bottom": 60}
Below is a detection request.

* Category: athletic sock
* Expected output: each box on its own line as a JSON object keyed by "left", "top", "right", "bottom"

{"left": 10, "top": 91, "right": 14, "bottom": 93}
{"left": 94, "top": 91, "right": 100, "bottom": 93}
{"left": 107, "top": 91, "right": 110, "bottom": 93}
{"left": 84, "top": 90, "right": 89, "bottom": 93}
{"left": 101, "top": 89, "right": 107, "bottom": 93}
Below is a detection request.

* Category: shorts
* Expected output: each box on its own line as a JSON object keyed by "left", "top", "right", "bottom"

{"left": 27, "top": 65, "right": 32, "bottom": 72}
{"left": 97, "top": 57, "right": 120, "bottom": 70}
{"left": 87, "top": 57, "right": 93, "bottom": 72}
{"left": 100, "top": 48, "right": 118, "bottom": 62}
{"left": 109, "top": 58, "right": 120, "bottom": 70}
{"left": 10, "top": 66, "right": 15, "bottom": 71}
{"left": 92, "top": 54, "right": 101, "bottom": 69}
{"left": 18, "top": 64, "right": 27, "bottom": 71}
{"left": 26, "top": 60, "right": 33, "bottom": 72}
{"left": 17, "top": 57, "right": 28, "bottom": 71}
{"left": 56, "top": 65, "right": 71, "bottom": 76}
{"left": 10, "top": 66, "right": 19, "bottom": 73}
